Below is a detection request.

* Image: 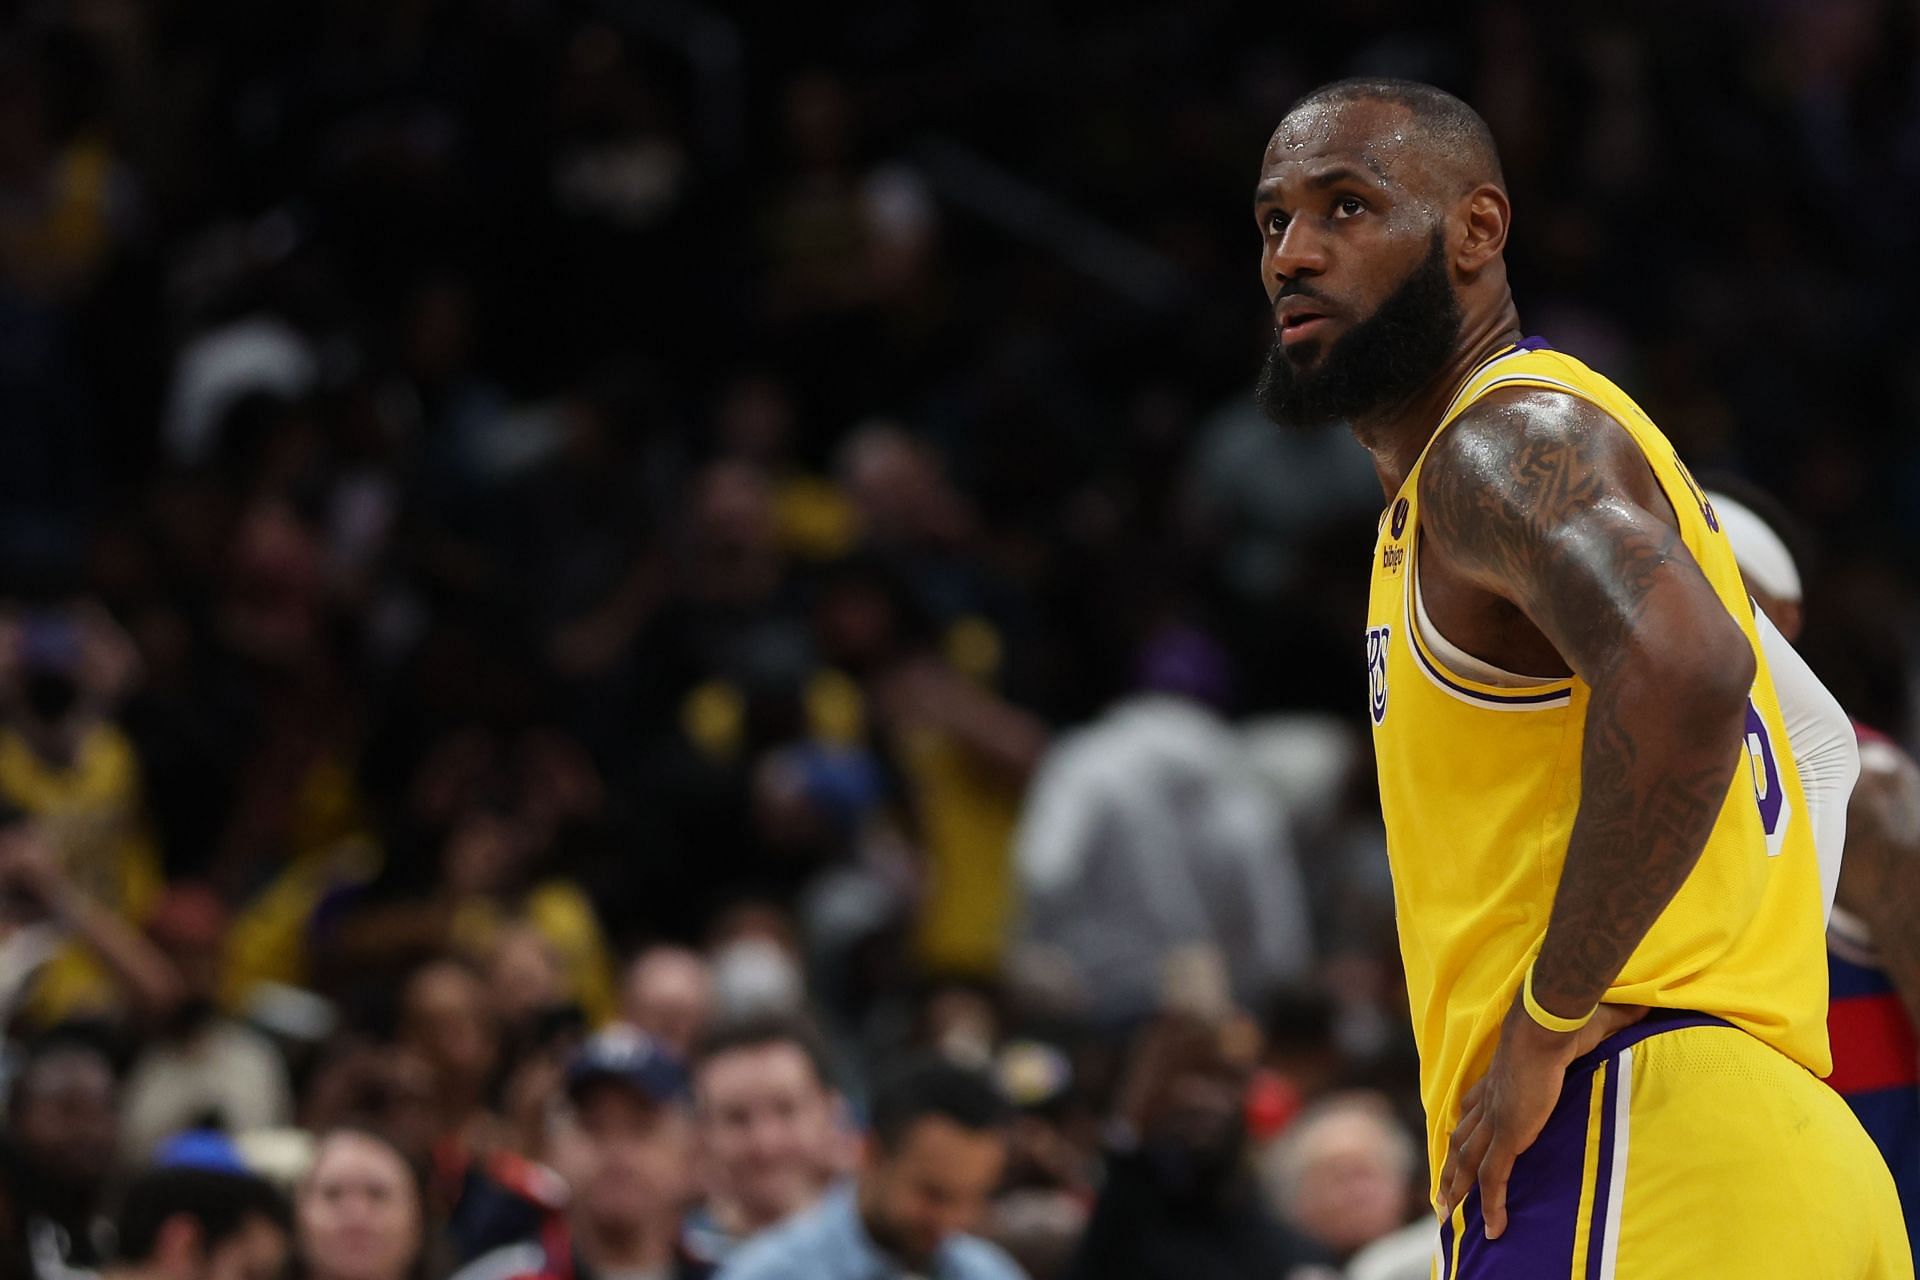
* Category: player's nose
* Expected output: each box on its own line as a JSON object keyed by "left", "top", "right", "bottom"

{"left": 1267, "top": 218, "right": 1329, "bottom": 286}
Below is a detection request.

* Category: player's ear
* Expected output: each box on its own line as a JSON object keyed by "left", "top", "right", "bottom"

{"left": 1456, "top": 184, "right": 1510, "bottom": 273}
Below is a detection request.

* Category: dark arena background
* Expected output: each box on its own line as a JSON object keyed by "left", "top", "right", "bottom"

{"left": 0, "top": 4, "right": 1915, "bottom": 1280}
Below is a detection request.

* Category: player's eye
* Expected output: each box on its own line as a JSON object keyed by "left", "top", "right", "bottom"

{"left": 1265, "top": 210, "right": 1289, "bottom": 234}
{"left": 1333, "top": 196, "right": 1366, "bottom": 219}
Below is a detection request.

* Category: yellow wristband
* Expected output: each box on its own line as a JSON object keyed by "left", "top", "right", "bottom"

{"left": 1523, "top": 964, "right": 1596, "bottom": 1034}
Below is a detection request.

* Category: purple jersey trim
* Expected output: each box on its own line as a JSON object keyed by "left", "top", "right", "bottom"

{"left": 1569, "top": 1008, "right": 1729, "bottom": 1074}
{"left": 1583, "top": 1056, "right": 1621, "bottom": 1280}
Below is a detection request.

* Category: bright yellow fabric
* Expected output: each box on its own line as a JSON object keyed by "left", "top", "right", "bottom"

{"left": 773, "top": 474, "right": 859, "bottom": 560}
{"left": 448, "top": 881, "right": 619, "bottom": 1028}
{"left": 1367, "top": 346, "right": 1829, "bottom": 1192}
{"left": 221, "top": 753, "right": 381, "bottom": 1008}
{"left": 902, "top": 727, "right": 1021, "bottom": 978}
{"left": 520, "top": 881, "right": 619, "bottom": 1027}
{"left": 0, "top": 724, "right": 163, "bottom": 1022}
{"left": 1433, "top": 1027, "right": 1909, "bottom": 1278}
{"left": 1597, "top": 1026, "right": 1905, "bottom": 1277}
{"left": 220, "top": 837, "right": 381, "bottom": 1009}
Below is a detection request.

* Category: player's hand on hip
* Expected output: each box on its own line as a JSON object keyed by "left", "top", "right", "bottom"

{"left": 1437, "top": 998, "right": 1646, "bottom": 1239}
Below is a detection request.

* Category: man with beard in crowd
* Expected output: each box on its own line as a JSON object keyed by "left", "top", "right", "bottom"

{"left": 1251, "top": 77, "right": 1905, "bottom": 1276}
{"left": 717, "top": 1055, "right": 1020, "bottom": 1280}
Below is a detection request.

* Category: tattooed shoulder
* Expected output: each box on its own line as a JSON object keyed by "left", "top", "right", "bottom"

{"left": 1414, "top": 388, "right": 1691, "bottom": 680}
{"left": 1419, "top": 389, "right": 1659, "bottom": 576}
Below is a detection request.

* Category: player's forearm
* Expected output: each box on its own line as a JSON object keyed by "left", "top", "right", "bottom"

{"left": 1869, "top": 898, "right": 1920, "bottom": 1034}
{"left": 47, "top": 881, "right": 186, "bottom": 1018}
{"left": 1842, "top": 768, "right": 1920, "bottom": 1032}
{"left": 1531, "top": 649, "right": 1752, "bottom": 1018}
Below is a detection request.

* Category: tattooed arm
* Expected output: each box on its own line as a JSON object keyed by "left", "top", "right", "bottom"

{"left": 1839, "top": 740, "right": 1920, "bottom": 1032}
{"left": 1422, "top": 387, "right": 1754, "bottom": 1234}
{"left": 1421, "top": 387, "right": 1753, "bottom": 1016}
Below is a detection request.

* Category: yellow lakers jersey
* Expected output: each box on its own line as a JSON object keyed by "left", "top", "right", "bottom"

{"left": 1365, "top": 342, "right": 1830, "bottom": 1194}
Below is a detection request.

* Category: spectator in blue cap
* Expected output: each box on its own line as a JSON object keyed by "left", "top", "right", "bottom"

{"left": 151, "top": 1130, "right": 247, "bottom": 1176}
{"left": 451, "top": 1028, "right": 710, "bottom": 1280}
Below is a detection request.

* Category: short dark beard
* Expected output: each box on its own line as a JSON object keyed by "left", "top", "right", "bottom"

{"left": 862, "top": 1206, "right": 936, "bottom": 1273}
{"left": 1255, "top": 229, "right": 1462, "bottom": 431}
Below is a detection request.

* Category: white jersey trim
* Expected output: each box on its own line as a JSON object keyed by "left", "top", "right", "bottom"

{"left": 1597, "top": 1045, "right": 1634, "bottom": 1280}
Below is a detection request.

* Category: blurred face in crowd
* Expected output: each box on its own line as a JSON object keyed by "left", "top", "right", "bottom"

{"left": 1120, "top": 1015, "right": 1256, "bottom": 1196}
{"left": 696, "top": 1041, "right": 840, "bottom": 1228}
{"left": 860, "top": 1117, "right": 1007, "bottom": 1271}
{"left": 489, "top": 924, "right": 567, "bottom": 1028}
{"left": 839, "top": 427, "right": 964, "bottom": 547}
{"left": 548, "top": 1083, "right": 695, "bottom": 1239}
{"left": 378, "top": 1052, "right": 442, "bottom": 1165}
{"left": 622, "top": 947, "right": 712, "bottom": 1060}
{"left": 143, "top": 1209, "right": 289, "bottom": 1280}
{"left": 297, "top": 1132, "right": 423, "bottom": 1280}
{"left": 149, "top": 885, "right": 230, "bottom": 1023}
{"left": 1252, "top": 97, "right": 1468, "bottom": 430}
{"left": 223, "top": 499, "right": 326, "bottom": 665}
{"left": 1154, "top": 1060, "right": 1246, "bottom": 1166}
{"left": 689, "top": 463, "right": 779, "bottom": 603}
{"left": 399, "top": 962, "right": 499, "bottom": 1097}
{"left": 1273, "top": 1104, "right": 1414, "bottom": 1258}
{"left": 812, "top": 578, "right": 902, "bottom": 672}
{"left": 204, "top": 1216, "right": 292, "bottom": 1280}
{"left": 305, "top": 1047, "right": 441, "bottom": 1170}
{"left": 12, "top": 1045, "right": 118, "bottom": 1189}
{"left": 440, "top": 811, "right": 534, "bottom": 899}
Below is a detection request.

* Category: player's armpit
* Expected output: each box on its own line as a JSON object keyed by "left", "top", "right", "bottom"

{"left": 1417, "top": 387, "right": 1748, "bottom": 696}
{"left": 1418, "top": 389, "right": 1754, "bottom": 1018}
{"left": 1839, "top": 742, "right": 1920, "bottom": 1032}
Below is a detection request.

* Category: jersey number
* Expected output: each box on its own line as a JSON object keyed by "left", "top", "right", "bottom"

{"left": 1745, "top": 698, "right": 1791, "bottom": 857}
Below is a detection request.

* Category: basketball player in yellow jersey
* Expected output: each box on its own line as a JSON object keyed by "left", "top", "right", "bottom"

{"left": 1253, "top": 78, "right": 1911, "bottom": 1279}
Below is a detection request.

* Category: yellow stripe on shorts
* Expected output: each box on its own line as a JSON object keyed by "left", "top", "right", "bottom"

{"left": 1569, "top": 1062, "right": 1609, "bottom": 1279}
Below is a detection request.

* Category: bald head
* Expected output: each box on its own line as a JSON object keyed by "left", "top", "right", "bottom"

{"left": 1274, "top": 78, "right": 1504, "bottom": 198}
{"left": 623, "top": 945, "right": 714, "bottom": 1058}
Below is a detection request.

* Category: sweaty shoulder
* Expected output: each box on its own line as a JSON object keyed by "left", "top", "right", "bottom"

{"left": 1422, "top": 387, "right": 1666, "bottom": 532}
{"left": 1408, "top": 380, "right": 1742, "bottom": 689}
{"left": 1417, "top": 385, "right": 1670, "bottom": 582}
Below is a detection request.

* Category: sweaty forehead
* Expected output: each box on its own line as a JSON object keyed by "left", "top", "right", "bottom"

{"left": 1261, "top": 98, "right": 1443, "bottom": 198}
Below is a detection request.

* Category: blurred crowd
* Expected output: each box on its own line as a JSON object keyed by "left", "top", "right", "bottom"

{"left": 1, "top": 1, "right": 1917, "bottom": 1278}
